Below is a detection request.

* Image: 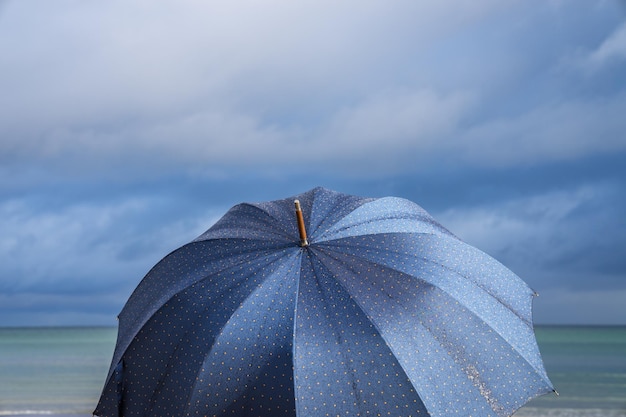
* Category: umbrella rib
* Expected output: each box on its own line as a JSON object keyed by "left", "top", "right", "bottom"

{"left": 318, "top": 234, "right": 533, "bottom": 328}
{"left": 332, "top": 239, "right": 533, "bottom": 331}
{"left": 113, "top": 244, "right": 298, "bottom": 415}
{"left": 314, "top": 213, "right": 454, "bottom": 243}
{"left": 121, "top": 239, "right": 292, "bottom": 331}
{"left": 181, "top": 249, "right": 301, "bottom": 415}
{"left": 143, "top": 250, "right": 294, "bottom": 415}
{"left": 108, "top": 240, "right": 283, "bottom": 385}
{"left": 405, "top": 310, "right": 554, "bottom": 413}
{"left": 305, "top": 192, "right": 375, "bottom": 239}
{"left": 313, "top": 244, "right": 550, "bottom": 384}
{"left": 311, "top": 246, "right": 552, "bottom": 413}
{"left": 240, "top": 202, "right": 297, "bottom": 240}
{"left": 197, "top": 203, "right": 295, "bottom": 243}
{"left": 302, "top": 247, "right": 432, "bottom": 409}
{"left": 297, "top": 253, "right": 372, "bottom": 412}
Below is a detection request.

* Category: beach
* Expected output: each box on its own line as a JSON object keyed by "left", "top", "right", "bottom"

{"left": 0, "top": 326, "right": 624, "bottom": 416}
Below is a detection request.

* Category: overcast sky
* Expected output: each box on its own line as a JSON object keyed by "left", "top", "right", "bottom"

{"left": 1, "top": 0, "right": 625, "bottom": 326}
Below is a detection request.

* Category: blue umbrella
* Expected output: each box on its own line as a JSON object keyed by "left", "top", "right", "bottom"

{"left": 95, "top": 187, "right": 554, "bottom": 417}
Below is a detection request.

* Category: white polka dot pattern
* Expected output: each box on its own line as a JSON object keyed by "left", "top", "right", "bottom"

{"left": 95, "top": 187, "right": 553, "bottom": 417}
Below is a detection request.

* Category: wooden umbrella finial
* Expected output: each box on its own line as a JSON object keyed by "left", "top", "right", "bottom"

{"left": 294, "top": 200, "right": 309, "bottom": 247}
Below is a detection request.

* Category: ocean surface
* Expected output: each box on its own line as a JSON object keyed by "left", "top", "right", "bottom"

{"left": 0, "top": 325, "right": 624, "bottom": 416}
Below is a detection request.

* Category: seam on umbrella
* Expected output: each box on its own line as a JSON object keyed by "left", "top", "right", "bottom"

{"left": 111, "top": 241, "right": 296, "bottom": 396}
{"left": 196, "top": 202, "right": 295, "bottom": 242}
{"left": 181, "top": 249, "right": 302, "bottom": 416}
{"left": 317, "top": 229, "right": 443, "bottom": 246}
{"left": 313, "top": 244, "right": 550, "bottom": 389}
{"left": 294, "top": 251, "right": 410, "bottom": 415}
{"left": 310, "top": 253, "right": 365, "bottom": 406}
{"left": 240, "top": 202, "right": 295, "bottom": 238}
{"left": 144, "top": 250, "right": 296, "bottom": 415}
{"left": 318, "top": 241, "right": 537, "bottom": 351}
{"left": 302, "top": 246, "right": 432, "bottom": 411}
{"left": 117, "top": 240, "right": 291, "bottom": 348}
{"left": 306, "top": 191, "right": 373, "bottom": 239}
{"left": 311, "top": 246, "right": 550, "bottom": 415}
{"left": 123, "top": 239, "right": 293, "bottom": 318}
{"left": 122, "top": 238, "right": 280, "bottom": 311}
{"left": 290, "top": 249, "right": 306, "bottom": 417}
{"left": 315, "top": 213, "right": 454, "bottom": 243}
{"left": 317, "top": 233, "right": 533, "bottom": 328}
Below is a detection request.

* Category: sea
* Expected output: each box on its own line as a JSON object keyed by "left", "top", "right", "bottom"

{"left": 0, "top": 326, "right": 624, "bottom": 416}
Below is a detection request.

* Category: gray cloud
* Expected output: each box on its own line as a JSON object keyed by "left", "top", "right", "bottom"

{"left": 585, "top": 22, "right": 626, "bottom": 69}
{"left": 0, "top": 0, "right": 624, "bottom": 326}
{"left": 436, "top": 181, "right": 626, "bottom": 294}
{"left": 2, "top": 1, "right": 623, "bottom": 176}
{"left": 458, "top": 93, "right": 626, "bottom": 167}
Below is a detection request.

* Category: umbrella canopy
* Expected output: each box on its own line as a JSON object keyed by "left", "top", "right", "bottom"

{"left": 95, "top": 187, "right": 553, "bottom": 417}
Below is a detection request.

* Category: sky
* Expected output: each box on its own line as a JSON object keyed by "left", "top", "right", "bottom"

{"left": 1, "top": 0, "right": 625, "bottom": 327}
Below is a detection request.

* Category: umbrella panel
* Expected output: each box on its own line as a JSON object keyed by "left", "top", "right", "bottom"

{"left": 310, "top": 244, "right": 551, "bottom": 416}
{"left": 320, "top": 232, "right": 549, "bottom": 377}
{"left": 97, "top": 248, "right": 300, "bottom": 416}
{"left": 186, "top": 252, "right": 300, "bottom": 416}
{"left": 294, "top": 254, "right": 429, "bottom": 416}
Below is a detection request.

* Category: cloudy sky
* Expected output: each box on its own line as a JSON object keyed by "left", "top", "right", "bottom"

{"left": 1, "top": 0, "right": 625, "bottom": 326}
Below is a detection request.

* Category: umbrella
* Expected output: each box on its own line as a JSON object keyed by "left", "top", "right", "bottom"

{"left": 94, "top": 187, "right": 554, "bottom": 417}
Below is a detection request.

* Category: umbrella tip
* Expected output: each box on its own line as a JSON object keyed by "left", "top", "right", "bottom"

{"left": 294, "top": 200, "right": 309, "bottom": 247}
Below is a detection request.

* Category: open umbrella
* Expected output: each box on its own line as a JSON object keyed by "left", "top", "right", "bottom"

{"left": 95, "top": 187, "right": 554, "bottom": 417}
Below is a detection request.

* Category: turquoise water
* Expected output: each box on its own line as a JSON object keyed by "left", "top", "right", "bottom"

{"left": 0, "top": 327, "right": 116, "bottom": 416}
{"left": 516, "top": 326, "right": 626, "bottom": 417}
{"left": 0, "top": 326, "right": 624, "bottom": 416}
